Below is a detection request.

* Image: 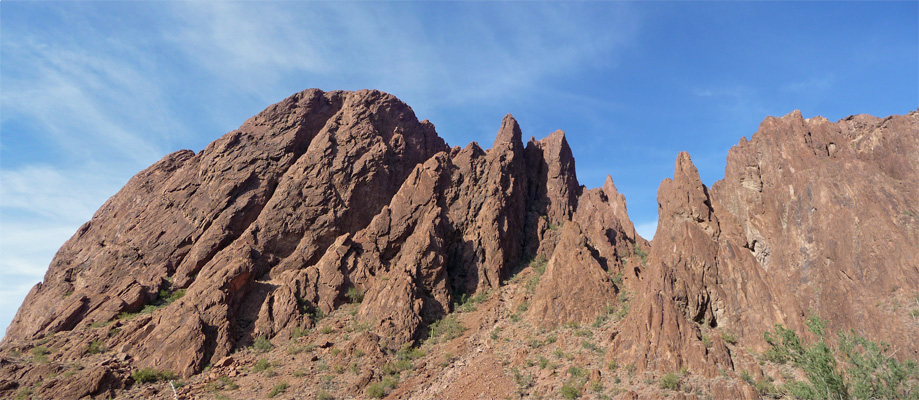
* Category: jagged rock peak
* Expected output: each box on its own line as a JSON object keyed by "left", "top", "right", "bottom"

{"left": 3, "top": 88, "right": 917, "bottom": 400}
{"left": 492, "top": 113, "right": 523, "bottom": 149}
{"left": 657, "top": 152, "right": 716, "bottom": 233}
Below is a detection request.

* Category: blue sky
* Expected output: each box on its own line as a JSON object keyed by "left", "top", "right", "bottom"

{"left": 1, "top": 2, "right": 916, "bottom": 339}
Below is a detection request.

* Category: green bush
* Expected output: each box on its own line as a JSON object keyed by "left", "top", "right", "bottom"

{"left": 31, "top": 345, "right": 52, "bottom": 362}
{"left": 525, "top": 255, "right": 549, "bottom": 293}
{"left": 290, "top": 326, "right": 309, "bottom": 339}
{"left": 755, "top": 378, "right": 783, "bottom": 398}
{"left": 205, "top": 376, "right": 238, "bottom": 391}
{"left": 366, "top": 382, "right": 385, "bottom": 398}
{"left": 396, "top": 344, "right": 425, "bottom": 360}
{"left": 702, "top": 334, "right": 712, "bottom": 348}
{"left": 764, "top": 313, "right": 919, "bottom": 400}
{"left": 317, "top": 390, "right": 334, "bottom": 400}
{"left": 87, "top": 340, "right": 105, "bottom": 354}
{"left": 454, "top": 290, "right": 488, "bottom": 312}
{"left": 346, "top": 287, "right": 364, "bottom": 304}
{"left": 740, "top": 370, "right": 754, "bottom": 384}
{"left": 429, "top": 315, "right": 465, "bottom": 341}
{"left": 165, "top": 289, "right": 186, "bottom": 303}
{"left": 581, "top": 340, "right": 601, "bottom": 353}
{"left": 722, "top": 330, "right": 737, "bottom": 345}
{"left": 610, "top": 272, "right": 623, "bottom": 287}
{"left": 659, "top": 372, "right": 681, "bottom": 391}
{"left": 132, "top": 368, "right": 176, "bottom": 383}
{"left": 267, "top": 382, "right": 288, "bottom": 398}
{"left": 252, "top": 336, "right": 273, "bottom": 353}
{"left": 15, "top": 387, "right": 32, "bottom": 400}
{"left": 559, "top": 382, "right": 581, "bottom": 399}
{"left": 252, "top": 359, "right": 272, "bottom": 373}
{"left": 633, "top": 244, "right": 648, "bottom": 266}
{"left": 382, "top": 359, "right": 413, "bottom": 375}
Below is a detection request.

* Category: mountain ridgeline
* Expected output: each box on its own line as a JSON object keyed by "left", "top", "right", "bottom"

{"left": 2, "top": 89, "right": 917, "bottom": 399}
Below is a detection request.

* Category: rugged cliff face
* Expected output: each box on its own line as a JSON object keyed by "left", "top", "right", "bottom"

{"left": 1, "top": 89, "right": 916, "bottom": 400}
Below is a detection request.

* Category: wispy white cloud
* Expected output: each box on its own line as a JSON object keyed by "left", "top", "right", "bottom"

{"left": 0, "top": 166, "right": 124, "bottom": 338}
{"left": 782, "top": 73, "right": 836, "bottom": 93}
{"left": 165, "top": 2, "right": 640, "bottom": 114}
{"left": 2, "top": 37, "right": 186, "bottom": 167}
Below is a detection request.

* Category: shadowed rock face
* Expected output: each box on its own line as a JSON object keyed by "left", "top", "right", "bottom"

{"left": 1, "top": 89, "right": 917, "bottom": 399}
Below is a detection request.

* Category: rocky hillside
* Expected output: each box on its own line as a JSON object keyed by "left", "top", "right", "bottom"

{"left": 1, "top": 89, "right": 917, "bottom": 400}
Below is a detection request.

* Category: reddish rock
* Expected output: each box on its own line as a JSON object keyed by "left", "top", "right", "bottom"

{"left": 711, "top": 110, "right": 919, "bottom": 358}
{"left": 528, "top": 222, "right": 618, "bottom": 328}
{"left": 2, "top": 88, "right": 916, "bottom": 399}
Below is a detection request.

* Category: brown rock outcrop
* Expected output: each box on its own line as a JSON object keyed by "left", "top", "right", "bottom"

{"left": 711, "top": 110, "right": 919, "bottom": 357}
{"left": 2, "top": 88, "right": 916, "bottom": 399}
{"left": 528, "top": 222, "right": 618, "bottom": 328}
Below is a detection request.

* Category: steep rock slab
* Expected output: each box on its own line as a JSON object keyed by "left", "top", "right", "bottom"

{"left": 528, "top": 222, "right": 618, "bottom": 328}
{"left": 711, "top": 110, "right": 919, "bottom": 358}
{"left": 609, "top": 152, "right": 796, "bottom": 388}
{"left": 4, "top": 89, "right": 345, "bottom": 345}
{"left": 3, "top": 89, "right": 447, "bottom": 375}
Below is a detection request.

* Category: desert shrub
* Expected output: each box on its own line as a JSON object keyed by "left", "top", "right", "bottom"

{"left": 559, "top": 382, "right": 581, "bottom": 399}
{"left": 290, "top": 326, "right": 309, "bottom": 339}
{"left": 755, "top": 378, "right": 783, "bottom": 398}
{"left": 429, "top": 315, "right": 464, "bottom": 341}
{"left": 252, "top": 359, "right": 272, "bottom": 373}
{"left": 366, "top": 382, "right": 385, "bottom": 398}
{"left": 132, "top": 368, "right": 175, "bottom": 383}
{"left": 610, "top": 272, "right": 623, "bottom": 287}
{"left": 15, "top": 387, "right": 33, "bottom": 400}
{"left": 87, "top": 340, "right": 105, "bottom": 354}
{"left": 581, "top": 340, "right": 601, "bottom": 353}
{"left": 317, "top": 390, "right": 334, "bottom": 400}
{"left": 659, "top": 372, "right": 681, "bottom": 390}
{"left": 838, "top": 329, "right": 919, "bottom": 399}
{"left": 567, "top": 366, "right": 585, "bottom": 378}
{"left": 165, "top": 289, "right": 185, "bottom": 303}
{"left": 396, "top": 343, "right": 425, "bottom": 360}
{"left": 591, "top": 381, "right": 604, "bottom": 393}
{"left": 346, "top": 287, "right": 364, "bottom": 304}
{"left": 722, "top": 330, "right": 737, "bottom": 345}
{"left": 764, "top": 313, "right": 919, "bottom": 400}
{"left": 511, "top": 367, "right": 532, "bottom": 389}
{"left": 613, "top": 291, "right": 632, "bottom": 320}
{"left": 31, "top": 346, "right": 51, "bottom": 356}
{"left": 633, "top": 244, "right": 648, "bottom": 266}
{"left": 517, "top": 302, "right": 529, "bottom": 313}
{"left": 525, "top": 255, "right": 549, "bottom": 292}
{"left": 382, "top": 359, "right": 413, "bottom": 375}
{"left": 31, "top": 346, "right": 51, "bottom": 363}
{"left": 206, "top": 376, "right": 238, "bottom": 391}
{"left": 702, "top": 334, "right": 712, "bottom": 348}
{"left": 740, "top": 370, "right": 754, "bottom": 384}
{"left": 455, "top": 290, "right": 488, "bottom": 312}
{"left": 267, "top": 382, "right": 288, "bottom": 398}
{"left": 252, "top": 336, "right": 273, "bottom": 353}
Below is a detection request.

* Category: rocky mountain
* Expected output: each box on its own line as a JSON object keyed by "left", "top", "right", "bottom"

{"left": 1, "top": 89, "right": 917, "bottom": 400}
